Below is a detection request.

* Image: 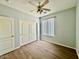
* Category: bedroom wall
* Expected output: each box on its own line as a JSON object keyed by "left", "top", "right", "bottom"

{"left": 76, "top": 0, "right": 79, "bottom": 57}
{"left": 40, "top": 7, "right": 76, "bottom": 49}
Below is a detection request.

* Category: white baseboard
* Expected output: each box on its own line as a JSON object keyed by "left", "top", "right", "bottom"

{"left": 0, "top": 40, "right": 37, "bottom": 56}
{"left": 54, "top": 42, "right": 76, "bottom": 50}
{"left": 76, "top": 49, "right": 79, "bottom": 58}
{"left": 0, "top": 46, "right": 21, "bottom": 56}
{"left": 0, "top": 48, "right": 14, "bottom": 56}
{"left": 20, "top": 40, "right": 37, "bottom": 46}
{"left": 14, "top": 46, "right": 21, "bottom": 50}
{"left": 42, "top": 39, "right": 76, "bottom": 50}
{"left": 78, "top": 54, "right": 79, "bottom": 58}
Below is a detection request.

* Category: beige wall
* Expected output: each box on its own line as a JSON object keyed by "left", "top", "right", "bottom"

{"left": 41, "top": 7, "right": 76, "bottom": 48}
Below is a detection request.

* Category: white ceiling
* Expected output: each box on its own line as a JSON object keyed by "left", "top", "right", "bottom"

{"left": 0, "top": 0, "right": 76, "bottom": 17}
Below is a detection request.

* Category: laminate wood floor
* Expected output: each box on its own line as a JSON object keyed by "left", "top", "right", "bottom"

{"left": 0, "top": 41, "right": 78, "bottom": 59}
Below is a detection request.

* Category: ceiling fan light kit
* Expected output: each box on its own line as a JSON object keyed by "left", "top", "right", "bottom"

{"left": 28, "top": 0, "right": 51, "bottom": 14}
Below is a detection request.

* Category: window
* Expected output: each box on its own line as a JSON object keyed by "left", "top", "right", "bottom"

{"left": 41, "top": 17, "right": 55, "bottom": 37}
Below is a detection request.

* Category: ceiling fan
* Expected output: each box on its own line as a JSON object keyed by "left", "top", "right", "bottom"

{"left": 28, "top": 0, "right": 51, "bottom": 14}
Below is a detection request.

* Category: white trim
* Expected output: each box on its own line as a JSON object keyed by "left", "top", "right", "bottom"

{"left": 53, "top": 42, "right": 76, "bottom": 50}
{"left": 20, "top": 40, "right": 37, "bottom": 46}
{"left": 0, "top": 40, "right": 37, "bottom": 56}
{"left": 42, "top": 40, "right": 76, "bottom": 50}
{"left": 78, "top": 55, "right": 79, "bottom": 58}
{"left": 76, "top": 49, "right": 79, "bottom": 58}
{"left": 14, "top": 46, "right": 20, "bottom": 50}
{"left": 0, "top": 46, "right": 20, "bottom": 56}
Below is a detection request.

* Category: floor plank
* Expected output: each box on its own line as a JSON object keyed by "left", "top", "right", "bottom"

{"left": 0, "top": 41, "right": 78, "bottom": 59}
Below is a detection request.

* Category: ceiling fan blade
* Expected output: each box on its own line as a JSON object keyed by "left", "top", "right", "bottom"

{"left": 28, "top": 1, "right": 37, "bottom": 7}
{"left": 40, "top": 0, "right": 49, "bottom": 8}
{"left": 40, "top": 10, "right": 43, "bottom": 14}
{"left": 43, "top": 8, "right": 51, "bottom": 11}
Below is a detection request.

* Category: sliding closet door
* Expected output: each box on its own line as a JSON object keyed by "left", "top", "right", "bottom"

{"left": 21, "top": 22, "right": 29, "bottom": 45}
{"left": 0, "top": 16, "right": 14, "bottom": 55}
{"left": 20, "top": 20, "right": 36, "bottom": 46}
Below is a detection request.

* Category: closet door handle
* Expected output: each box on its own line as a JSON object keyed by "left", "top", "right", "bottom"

{"left": 11, "top": 35, "right": 14, "bottom": 37}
